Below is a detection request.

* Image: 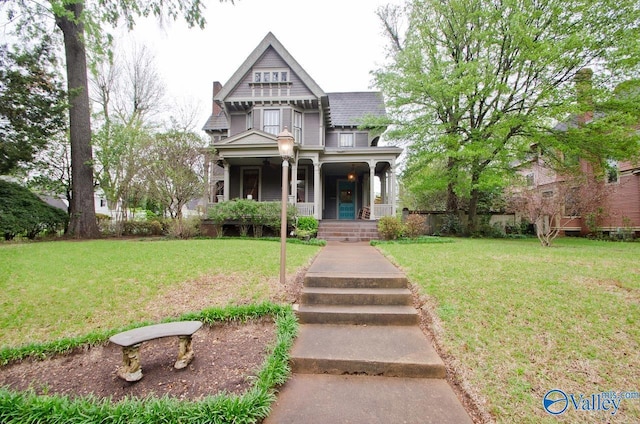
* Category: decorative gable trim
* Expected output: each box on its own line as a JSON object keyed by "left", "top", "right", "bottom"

{"left": 216, "top": 32, "right": 326, "bottom": 102}
{"left": 216, "top": 129, "right": 277, "bottom": 147}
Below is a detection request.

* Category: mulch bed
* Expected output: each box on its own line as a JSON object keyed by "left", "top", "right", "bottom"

{"left": 0, "top": 320, "right": 275, "bottom": 402}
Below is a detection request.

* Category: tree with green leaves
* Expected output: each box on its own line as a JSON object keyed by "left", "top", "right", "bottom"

{"left": 144, "top": 129, "right": 206, "bottom": 220}
{"left": 375, "top": 0, "right": 640, "bottom": 234}
{"left": 0, "top": 41, "right": 67, "bottom": 175}
{"left": 3, "top": 0, "right": 229, "bottom": 238}
{"left": 0, "top": 179, "right": 68, "bottom": 240}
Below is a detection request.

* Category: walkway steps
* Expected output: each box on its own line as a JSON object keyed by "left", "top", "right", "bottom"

{"left": 317, "top": 220, "right": 379, "bottom": 242}
{"left": 297, "top": 304, "right": 419, "bottom": 325}
{"left": 291, "top": 324, "right": 445, "bottom": 378}
{"left": 301, "top": 287, "right": 413, "bottom": 306}
{"left": 264, "top": 242, "right": 473, "bottom": 424}
{"left": 304, "top": 273, "right": 408, "bottom": 289}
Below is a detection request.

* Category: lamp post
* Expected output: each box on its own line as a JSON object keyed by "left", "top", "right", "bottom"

{"left": 277, "top": 127, "right": 295, "bottom": 285}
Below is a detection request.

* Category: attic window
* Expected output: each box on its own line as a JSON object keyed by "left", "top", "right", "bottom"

{"left": 253, "top": 69, "right": 289, "bottom": 84}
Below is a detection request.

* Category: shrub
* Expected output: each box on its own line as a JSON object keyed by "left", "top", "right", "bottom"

{"left": 167, "top": 217, "right": 201, "bottom": 239}
{"left": 207, "top": 201, "right": 297, "bottom": 237}
{"left": 378, "top": 216, "right": 403, "bottom": 240}
{"left": 441, "top": 213, "right": 462, "bottom": 235}
{"left": 295, "top": 216, "right": 318, "bottom": 239}
{"left": 148, "top": 220, "right": 164, "bottom": 236}
{"left": 0, "top": 180, "right": 68, "bottom": 240}
{"left": 228, "top": 199, "right": 258, "bottom": 236}
{"left": 404, "top": 214, "right": 427, "bottom": 238}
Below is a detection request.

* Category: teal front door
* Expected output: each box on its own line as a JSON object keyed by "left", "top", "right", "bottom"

{"left": 338, "top": 181, "right": 356, "bottom": 220}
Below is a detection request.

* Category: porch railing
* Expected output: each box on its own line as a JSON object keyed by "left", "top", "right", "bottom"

{"left": 296, "top": 202, "right": 315, "bottom": 217}
{"left": 374, "top": 204, "right": 393, "bottom": 218}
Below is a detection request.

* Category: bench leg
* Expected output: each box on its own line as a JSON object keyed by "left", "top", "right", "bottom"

{"left": 174, "top": 335, "right": 195, "bottom": 369}
{"left": 117, "top": 344, "right": 143, "bottom": 382}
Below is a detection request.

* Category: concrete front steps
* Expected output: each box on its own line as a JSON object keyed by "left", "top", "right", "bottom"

{"left": 317, "top": 220, "right": 379, "bottom": 242}
{"left": 291, "top": 266, "right": 445, "bottom": 378}
{"left": 265, "top": 243, "right": 474, "bottom": 424}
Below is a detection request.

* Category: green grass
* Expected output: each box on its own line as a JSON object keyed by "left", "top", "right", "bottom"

{"left": 0, "top": 239, "right": 320, "bottom": 347}
{"left": 377, "top": 237, "right": 640, "bottom": 423}
{"left": 0, "top": 303, "right": 298, "bottom": 424}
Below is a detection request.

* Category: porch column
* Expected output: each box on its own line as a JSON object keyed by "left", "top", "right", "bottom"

{"left": 381, "top": 171, "right": 387, "bottom": 204}
{"left": 391, "top": 163, "right": 397, "bottom": 216}
{"left": 223, "top": 161, "right": 230, "bottom": 201}
{"left": 369, "top": 161, "right": 376, "bottom": 220}
{"left": 314, "top": 162, "right": 321, "bottom": 219}
{"left": 291, "top": 162, "right": 298, "bottom": 203}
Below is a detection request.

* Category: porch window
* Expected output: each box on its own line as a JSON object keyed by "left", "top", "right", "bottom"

{"left": 263, "top": 109, "right": 280, "bottom": 135}
{"left": 339, "top": 133, "right": 354, "bottom": 148}
{"left": 296, "top": 167, "right": 307, "bottom": 202}
{"left": 241, "top": 168, "right": 260, "bottom": 200}
{"left": 293, "top": 110, "right": 302, "bottom": 143}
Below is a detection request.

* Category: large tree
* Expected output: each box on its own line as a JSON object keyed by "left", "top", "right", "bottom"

{"left": 4, "top": 0, "right": 228, "bottom": 238}
{"left": 375, "top": 0, "right": 640, "bottom": 234}
{"left": 144, "top": 129, "right": 206, "bottom": 220}
{"left": 91, "top": 44, "right": 164, "bottom": 230}
{"left": 0, "top": 41, "right": 67, "bottom": 174}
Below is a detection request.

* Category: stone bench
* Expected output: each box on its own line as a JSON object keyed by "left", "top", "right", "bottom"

{"left": 109, "top": 321, "right": 203, "bottom": 382}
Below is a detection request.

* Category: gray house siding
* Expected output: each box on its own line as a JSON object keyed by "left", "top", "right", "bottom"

{"left": 326, "top": 132, "right": 338, "bottom": 148}
{"left": 356, "top": 133, "right": 368, "bottom": 148}
{"left": 230, "top": 114, "right": 246, "bottom": 135}
{"left": 325, "top": 131, "right": 369, "bottom": 148}
{"left": 304, "top": 112, "right": 320, "bottom": 146}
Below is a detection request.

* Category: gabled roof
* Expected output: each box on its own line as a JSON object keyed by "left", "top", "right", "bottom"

{"left": 216, "top": 32, "right": 326, "bottom": 101}
{"left": 327, "top": 92, "right": 387, "bottom": 127}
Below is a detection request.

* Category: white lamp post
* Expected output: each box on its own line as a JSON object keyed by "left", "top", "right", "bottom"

{"left": 277, "top": 127, "right": 295, "bottom": 285}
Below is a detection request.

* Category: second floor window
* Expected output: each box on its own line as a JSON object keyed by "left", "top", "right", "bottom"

{"left": 293, "top": 111, "right": 302, "bottom": 143}
{"left": 263, "top": 109, "right": 280, "bottom": 135}
{"left": 339, "top": 133, "right": 354, "bottom": 148}
{"left": 246, "top": 111, "right": 253, "bottom": 130}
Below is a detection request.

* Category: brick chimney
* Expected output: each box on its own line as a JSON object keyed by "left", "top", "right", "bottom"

{"left": 212, "top": 81, "right": 223, "bottom": 116}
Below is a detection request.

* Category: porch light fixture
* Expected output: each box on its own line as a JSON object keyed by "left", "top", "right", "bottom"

{"left": 277, "top": 127, "right": 296, "bottom": 285}
{"left": 347, "top": 165, "right": 357, "bottom": 182}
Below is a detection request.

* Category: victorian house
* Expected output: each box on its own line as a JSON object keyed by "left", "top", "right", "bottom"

{"left": 202, "top": 32, "right": 401, "bottom": 221}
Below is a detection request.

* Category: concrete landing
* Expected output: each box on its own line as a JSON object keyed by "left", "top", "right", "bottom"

{"left": 264, "top": 374, "right": 473, "bottom": 424}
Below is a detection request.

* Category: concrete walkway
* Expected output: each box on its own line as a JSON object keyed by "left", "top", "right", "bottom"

{"left": 264, "top": 242, "right": 473, "bottom": 424}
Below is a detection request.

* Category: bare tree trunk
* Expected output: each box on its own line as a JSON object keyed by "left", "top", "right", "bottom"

{"left": 56, "top": 2, "right": 100, "bottom": 238}
{"left": 467, "top": 186, "right": 480, "bottom": 235}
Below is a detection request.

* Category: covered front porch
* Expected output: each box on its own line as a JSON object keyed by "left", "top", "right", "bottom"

{"left": 206, "top": 152, "right": 399, "bottom": 221}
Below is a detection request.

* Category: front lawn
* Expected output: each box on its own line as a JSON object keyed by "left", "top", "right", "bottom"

{"left": 0, "top": 239, "right": 320, "bottom": 347}
{"left": 377, "top": 237, "right": 640, "bottom": 423}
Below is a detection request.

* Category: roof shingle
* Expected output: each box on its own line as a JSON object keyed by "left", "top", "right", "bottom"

{"left": 327, "top": 92, "right": 387, "bottom": 127}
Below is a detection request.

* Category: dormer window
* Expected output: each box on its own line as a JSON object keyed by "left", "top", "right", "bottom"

{"left": 253, "top": 69, "right": 289, "bottom": 84}
{"left": 339, "top": 133, "right": 354, "bottom": 148}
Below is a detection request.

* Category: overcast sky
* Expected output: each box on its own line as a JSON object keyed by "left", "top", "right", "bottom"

{"left": 116, "top": 0, "right": 396, "bottom": 129}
